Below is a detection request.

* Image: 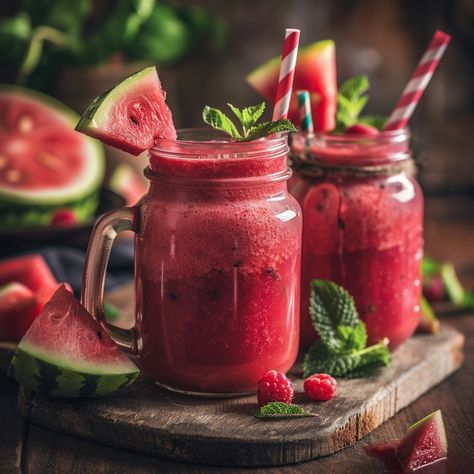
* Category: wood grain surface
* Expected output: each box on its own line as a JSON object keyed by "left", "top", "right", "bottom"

{"left": 18, "top": 318, "right": 463, "bottom": 467}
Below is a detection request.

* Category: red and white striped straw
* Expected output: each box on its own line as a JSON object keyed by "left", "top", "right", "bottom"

{"left": 272, "top": 28, "right": 300, "bottom": 122}
{"left": 384, "top": 30, "right": 451, "bottom": 131}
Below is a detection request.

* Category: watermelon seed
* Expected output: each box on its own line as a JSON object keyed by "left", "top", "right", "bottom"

{"left": 18, "top": 116, "right": 34, "bottom": 134}
{"left": 5, "top": 169, "right": 22, "bottom": 183}
{"left": 37, "top": 152, "right": 60, "bottom": 170}
{"left": 50, "top": 313, "right": 62, "bottom": 325}
{"left": 130, "top": 116, "right": 139, "bottom": 126}
{"left": 0, "top": 154, "right": 7, "bottom": 169}
{"left": 96, "top": 331, "right": 102, "bottom": 340}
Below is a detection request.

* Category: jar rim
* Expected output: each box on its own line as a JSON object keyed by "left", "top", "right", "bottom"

{"left": 290, "top": 127, "right": 411, "bottom": 167}
{"left": 150, "top": 128, "right": 289, "bottom": 161}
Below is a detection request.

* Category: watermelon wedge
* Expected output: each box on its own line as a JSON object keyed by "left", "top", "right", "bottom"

{"left": 246, "top": 40, "right": 337, "bottom": 131}
{"left": 0, "top": 283, "right": 37, "bottom": 342}
{"left": 398, "top": 410, "right": 447, "bottom": 472}
{"left": 8, "top": 285, "right": 139, "bottom": 397}
{"left": 76, "top": 66, "right": 177, "bottom": 156}
{"left": 109, "top": 164, "right": 148, "bottom": 205}
{"left": 0, "top": 254, "right": 57, "bottom": 291}
{"left": 0, "top": 86, "right": 104, "bottom": 227}
{"left": 365, "top": 410, "right": 448, "bottom": 473}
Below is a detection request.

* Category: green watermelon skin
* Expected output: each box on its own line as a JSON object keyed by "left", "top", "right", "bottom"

{"left": 9, "top": 347, "right": 138, "bottom": 398}
{"left": 0, "top": 190, "right": 99, "bottom": 229}
{"left": 8, "top": 285, "right": 139, "bottom": 398}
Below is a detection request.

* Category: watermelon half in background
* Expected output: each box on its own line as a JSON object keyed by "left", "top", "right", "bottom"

{"left": 0, "top": 86, "right": 105, "bottom": 228}
{"left": 8, "top": 285, "right": 139, "bottom": 397}
{"left": 246, "top": 40, "right": 337, "bottom": 131}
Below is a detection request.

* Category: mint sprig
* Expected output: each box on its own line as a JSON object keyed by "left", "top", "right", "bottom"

{"left": 335, "top": 75, "right": 387, "bottom": 132}
{"left": 202, "top": 102, "right": 296, "bottom": 141}
{"left": 303, "top": 280, "right": 391, "bottom": 378}
{"left": 255, "top": 402, "right": 314, "bottom": 419}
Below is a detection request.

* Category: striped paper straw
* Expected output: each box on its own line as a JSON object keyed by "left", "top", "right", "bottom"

{"left": 272, "top": 28, "right": 300, "bottom": 121}
{"left": 297, "top": 90, "right": 314, "bottom": 133}
{"left": 384, "top": 30, "right": 451, "bottom": 131}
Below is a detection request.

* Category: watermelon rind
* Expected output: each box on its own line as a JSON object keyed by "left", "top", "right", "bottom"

{"left": 9, "top": 346, "right": 139, "bottom": 398}
{"left": 0, "top": 85, "right": 105, "bottom": 206}
{"left": 0, "top": 190, "right": 99, "bottom": 229}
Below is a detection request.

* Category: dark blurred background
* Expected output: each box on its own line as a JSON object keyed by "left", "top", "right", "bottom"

{"left": 1, "top": 0, "right": 473, "bottom": 198}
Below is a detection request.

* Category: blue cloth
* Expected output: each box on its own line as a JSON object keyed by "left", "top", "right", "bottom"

{"left": 35, "top": 242, "right": 134, "bottom": 295}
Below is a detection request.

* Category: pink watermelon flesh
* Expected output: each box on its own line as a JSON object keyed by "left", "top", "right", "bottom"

{"left": 345, "top": 123, "right": 380, "bottom": 135}
{"left": 109, "top": 164, "right": 148, "bottom": 205}
{"left": 398, "top": 410, "right": 447, "bottom": 472}
{"left": 0, "top": 282, "right": 37, "bottom": 342}
{"left": 365, "top": 410, "right": 448, "bottom": 473}
{"left": 20, "top": 285, "right": 136, "bottom": 371}
{"left": 246, "top": 40, "right": 337, "bottom": 131}
{"left": 76, "top": 66, "right": 176, "bottom": 156}
{"left": 0, "top": 87, "right": 103, "bottom": 204}
{"left": 0, "top": 254, "right": 57, "bottom": 291}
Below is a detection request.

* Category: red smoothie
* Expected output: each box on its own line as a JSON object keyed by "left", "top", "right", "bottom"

{"left": 290, "top": 130, "right": 423, "bottom": 350}
{"left": 134, "top": 132, "right": 301, "bottom": 394}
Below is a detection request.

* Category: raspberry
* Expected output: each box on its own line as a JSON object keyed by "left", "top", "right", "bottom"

{"left": 50, "top": 209, "right": 77, "bottom": 226}
{"left": 304, "top": 373, "right": 337, "bottom": 401}
{"left": 257, "top": 370, "right": 294, "bottom": 406}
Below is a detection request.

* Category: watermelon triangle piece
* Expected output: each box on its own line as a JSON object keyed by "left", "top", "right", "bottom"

{"left": 246, "top": 40, "right": 337, "bottom": 131}
{"left": 8, "top": 285, "right": 139, "bottom": 398}
{"left": 76, "top": 66, "right": 177, "bottom": 156}
{"left": 397, "top": 410, "right": 448, "bottom": 472}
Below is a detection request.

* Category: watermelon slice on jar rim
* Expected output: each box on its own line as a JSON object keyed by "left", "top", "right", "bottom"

{"left": 76, "top": 66, "right": 177, "bottom": 156}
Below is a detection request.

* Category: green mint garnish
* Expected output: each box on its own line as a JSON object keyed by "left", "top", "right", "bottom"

{"left": 335, "top": 75, "right": 387, "bottom": 132}
{"left": 303, "top": 280, "right": 391, "bottom": 378}
{"left": 202, "top": 101, "right": 296, "bottom": 141}
{"left": 255, "top": 402, "right": 314, "bottom": 419}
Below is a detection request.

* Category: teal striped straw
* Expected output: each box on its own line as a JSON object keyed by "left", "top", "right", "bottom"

{"left": 297, "top": 90, "right": 314, "bottom": 133}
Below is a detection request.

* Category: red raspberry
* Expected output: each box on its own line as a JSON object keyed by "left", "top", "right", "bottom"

{"left": 50, "top": 209, "right": 77, "bottom": 226}
{"left": 304, "top": 373, "right": 337, "bottom": 401}
{"left": 257, "top": 370, "right": 294, "bottom": 406}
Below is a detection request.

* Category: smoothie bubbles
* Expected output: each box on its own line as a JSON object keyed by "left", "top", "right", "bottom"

{"left": 77, "top": 30, "right": 302, "bottom": 395}
{"left": 285, "top": 30, "right": 451, "bottom": 350}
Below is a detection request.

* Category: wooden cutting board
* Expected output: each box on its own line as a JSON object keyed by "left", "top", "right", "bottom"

{"left": 17, "top": 282, "right": 464, "bottom": 467}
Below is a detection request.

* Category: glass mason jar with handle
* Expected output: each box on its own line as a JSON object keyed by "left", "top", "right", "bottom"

{"left": 289, "top": 129, "right": 423, "bottom": 351}
{"left": 82, "top": 130, "right": 302, "bottom": 396}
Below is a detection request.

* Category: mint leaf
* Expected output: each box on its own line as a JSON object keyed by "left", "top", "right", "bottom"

{"left": 255, "top": 402, "right": 314, "bottom": 419}
{"left": 202, "top": 106, "right": 241, "bottom": 139}
{"left": 309, "top": 280, "right": 361, "bottom": 353}
{"left": 335, "top": 75, "right": 387, "bottom": 132}
{"left": 202, "top": 102, "right": 295, "bottom": 141}
{"left": 359, "top": 115, "right": 387, "bottom": 131}
{"left": 227, "top": 102, "right": 265, "bottom": 132}
{"left": 304, "top": 279, "right": 391, "bottom": 378}
{"left": 303, "top": 340, "right": 390, "bottom": 378}
{"left": 243, "top": 119, "right": 296, "bottom": 141}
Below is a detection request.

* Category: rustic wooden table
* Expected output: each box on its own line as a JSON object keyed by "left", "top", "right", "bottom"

{"left": 1, "top": 197, "right": 473, "bottom": 473}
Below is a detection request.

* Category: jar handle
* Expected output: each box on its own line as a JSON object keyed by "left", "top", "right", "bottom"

{"left": 81, "top": 207, "right": 138, "bottom": 353}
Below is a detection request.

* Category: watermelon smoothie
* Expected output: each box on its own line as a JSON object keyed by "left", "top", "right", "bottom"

{"left": 290, "top": 130, "right": 423, "bottom": 350}
{"left": 133, "top": 131, "right": 301, "bottom": 394}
